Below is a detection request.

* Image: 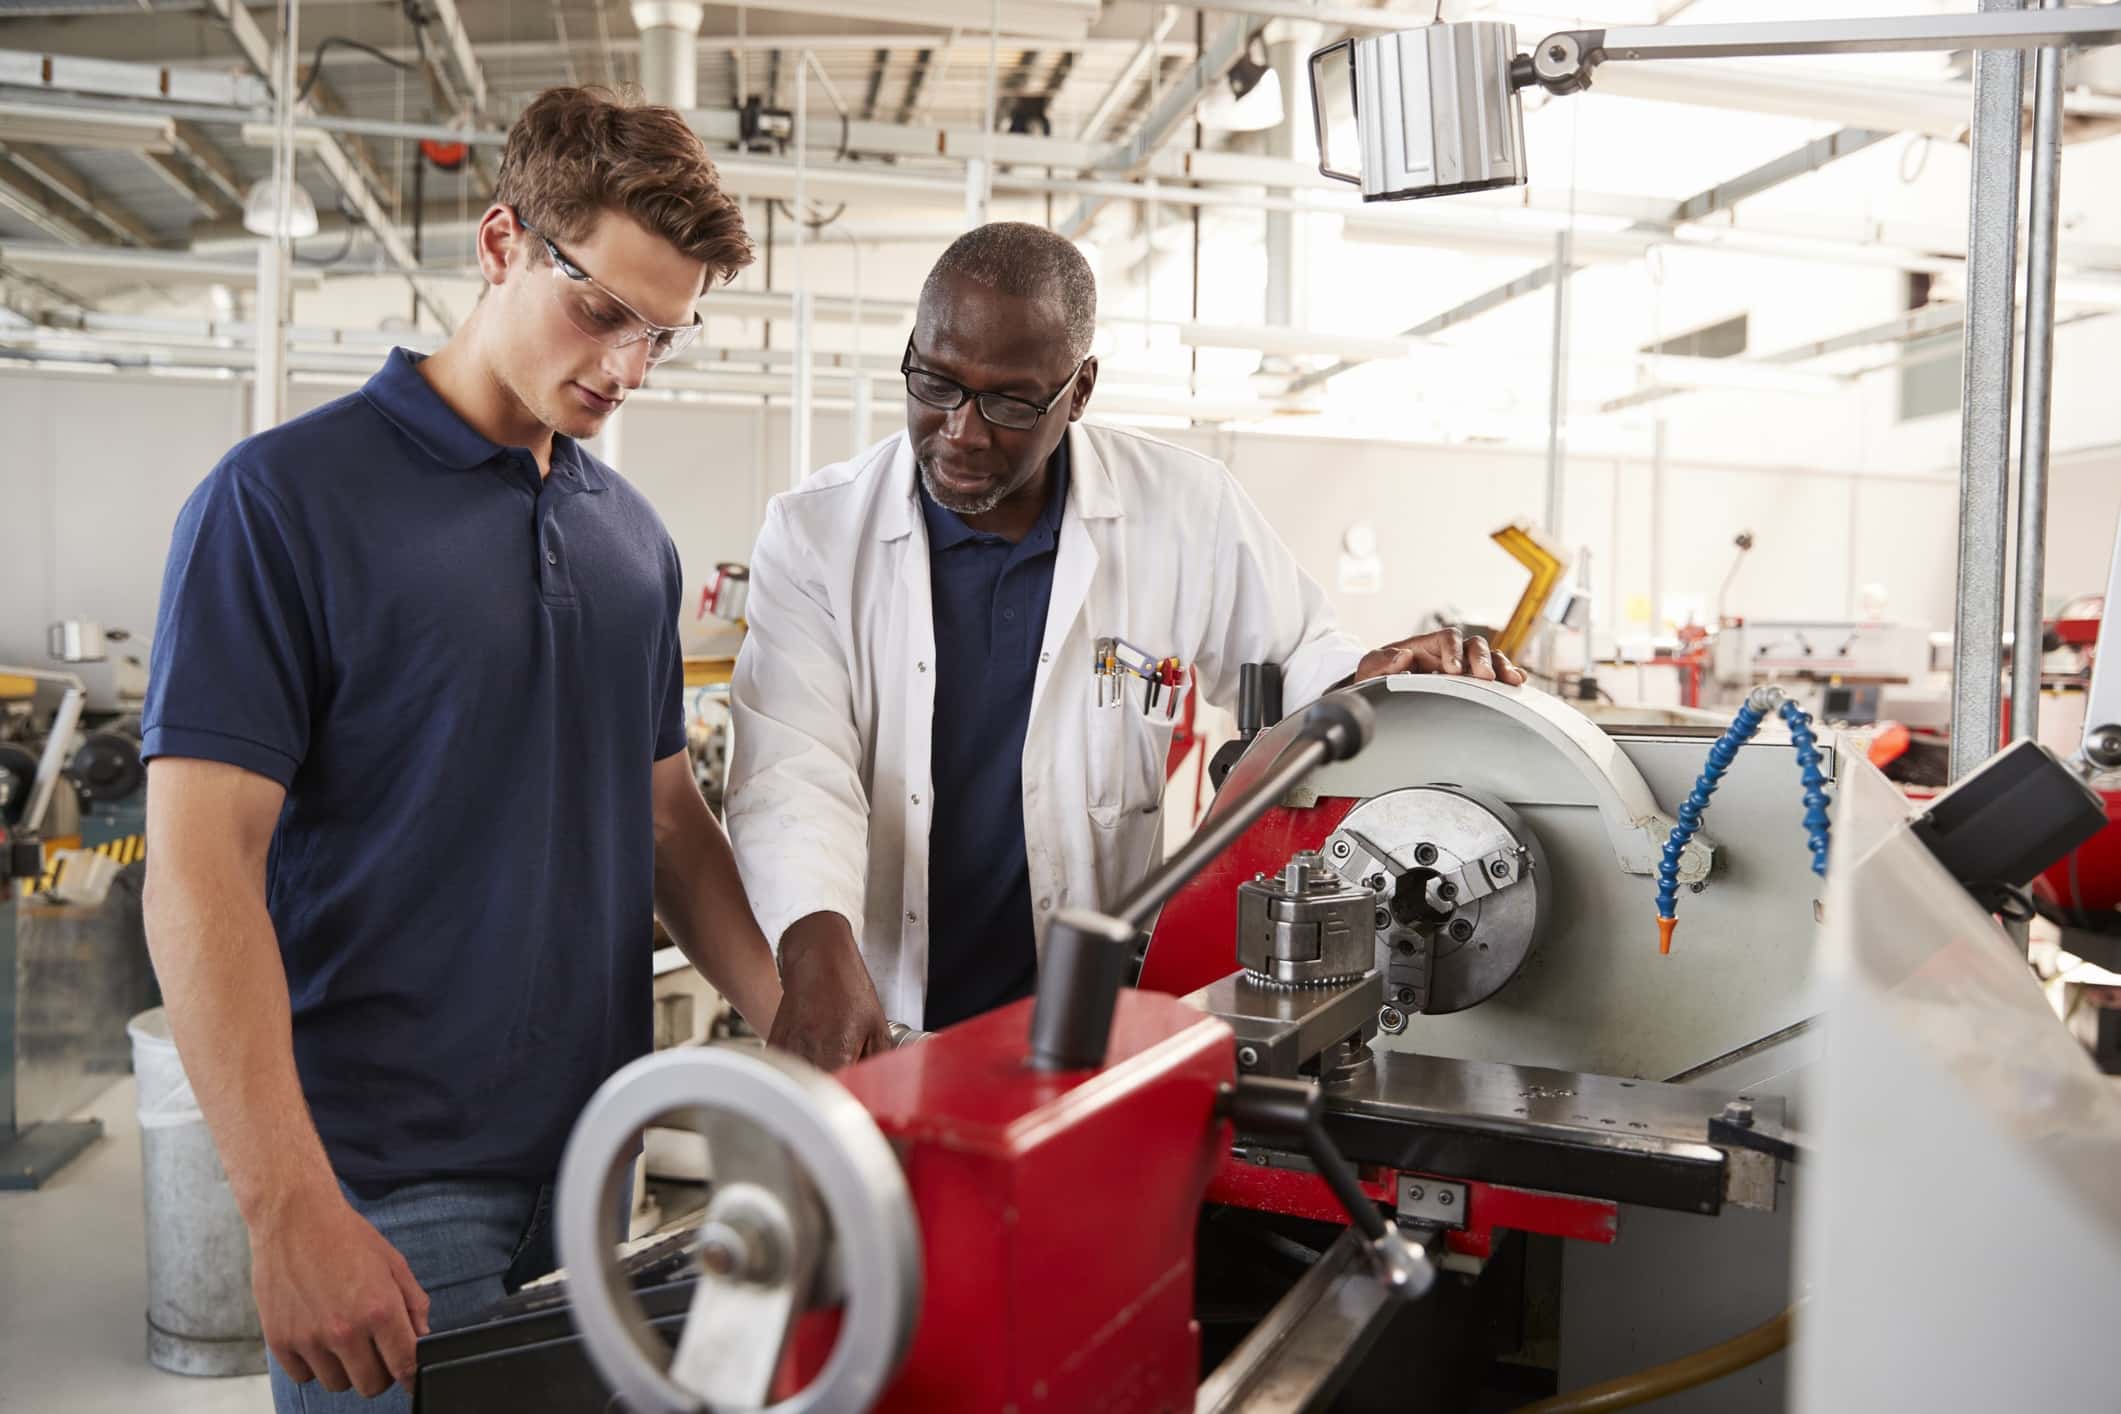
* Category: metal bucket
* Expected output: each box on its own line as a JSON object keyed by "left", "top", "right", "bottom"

{"left": 127, "top": 1008, "right": 266, "bottom": 1376}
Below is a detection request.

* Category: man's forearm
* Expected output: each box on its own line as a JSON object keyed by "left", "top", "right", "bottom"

{"left": 654, "top": 807, "right": 783, "bottom": 1035}
{"left": 143, "top": 868, "right": 339, "bottom": 1228}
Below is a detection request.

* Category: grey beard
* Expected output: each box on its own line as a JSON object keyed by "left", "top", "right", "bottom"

{"left": 918, "top": 458, "right": 1011, "bottom": 517}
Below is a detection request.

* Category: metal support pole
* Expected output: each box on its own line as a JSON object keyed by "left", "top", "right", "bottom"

{"left": 22, "top": 682, "right": 86, "bottom": 838}
{"left": 1649, "top": 419, "right": 1667, "bottom": 639}
{"left": 1950, "top": 0, "right": 2025, "bottom": 781}
{"left": 2012, "top": 0, "right": 2065, "bottom": 746}
{"left": 1263, "top": 34, "right": 1311, "bottom": 331}
{"left": 252, "top": 0, "right": 299, "bottom": 434}
{"left": 789, "top": 55, "right": 812, "bottom": 490}
{"left": 843, "top": 229, "right": 870, "bottom": 455}
{"left": 1541, "top": 230, "right": 1572, "bottom": 684}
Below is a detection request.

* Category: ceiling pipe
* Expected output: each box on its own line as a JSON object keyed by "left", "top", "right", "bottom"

{"left": 633, "top": 1, "right": 705, "bottom": 108}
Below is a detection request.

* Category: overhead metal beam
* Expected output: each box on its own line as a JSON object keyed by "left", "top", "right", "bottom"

{"left": 1285, "top": 264, "right": 1570, "bottom": 396}
{"left": 1092, "top": 16, "right": 1259, "bottom": 176}
{"left": 547, "top": 0, "right": 583, "bottom": 86}
{"left": 1763, "top": 302, "right": 1969, "bottom": 364}
{"left": 1589, "top": 58, "right": 2121, "bottom": 142}
{"left": 1077, "top": 5, "right": 1175, "bottom": 142}
{"left": 0, "top": 261, "right": 91, "bottom": 317}
{"left": 301, "top": 72, "right": 394, "bottom": 199}
{"left": 143, "top": 150, "right": 223, "bottom": 218}
{"left": 1286, "top": 126, "right": 1891, "bottom": 395}
{"left": 0, "top": 46, "right": 267, "bottom": 108}
{"left": 201, "top": 0, "right": 454, "bottom": 332}
{"left": 0, "top": 158, "right": 98, "bottom": 244}
{"left": 423, "top": 0, "right": 489, "bottom": 115}
{"left": 0, "top": 239, "right": 327, "bottom": 285}
{"left": 171, "top": 121, "right": 248, "bottom": 208}
{"left": 401, "top": 0, "right": 496, "bottom": 190}
{"left": 1057, "top": 15, "right": 1263, "bottom": 238}
{"left": 4, "top": 141, "right": 159, "bottom": 245}
{"left": 688, "top": 0, "right": 1095, "bottom": 40}
{"left": 895, "top": 48, "right": 933, "bottom": 127}
{"left": 859, "top": 48, "right": 888, "bottom": 120}
{"left": 1668, "top": 126, "right": 1891, "bottom": 224}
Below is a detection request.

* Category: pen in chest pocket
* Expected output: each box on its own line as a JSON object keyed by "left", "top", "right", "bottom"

{"left": 1092, "top": 635, "right": 1188, "bottom": 720}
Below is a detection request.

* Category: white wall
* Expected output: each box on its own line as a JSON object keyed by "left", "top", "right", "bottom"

{"left": 0, "top": 371, "right": 245, "bottom": 674}
{"left": 1186, "top": 428, "right": 1961, "bottom": 670}
{"left": 0, "top": 364, "right": 2088, "bottom": 702}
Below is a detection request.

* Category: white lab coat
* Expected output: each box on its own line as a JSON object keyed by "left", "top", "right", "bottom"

{"left": 727, "top": 420, "right": 1363, "bottom": 1027}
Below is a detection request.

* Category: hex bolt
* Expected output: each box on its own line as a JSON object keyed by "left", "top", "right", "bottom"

{"left": 1436, "top": 880, "right": 1458, "bottom": 902}
{"left": 1489, "top": 859, "right": 1511, "bottom": 879}
{"left": 1374, "top": 907, "right": 1392, "bottom": 929}
{"left": 1721, "top": 1099, "right": 1755, "bottom": 1129}
{"left": 1331, "top": 839, "right": 1352, "bottom": 858}
{"left": 1438, "top": 1190, "right": 1455, "bottom": 1208}
{"left": 1394, "top": 986, "right": 1415, "bottom": 1006}
{"left": 1406, "top": 1184, "right": 1426, "bottom": 1203}
{"left": 1367, "top": 873, "right": 1387, "bottom": 891}
{"left": 698, "top": 1237, "right": 739, "bottom": 1277}
{"left": 1378, "top": 1007, "right": 1407, "bottom": 1034}
{"left": 1449, "top": 919, "right": 1475, "bottom": 942}
{"left": 1237, "top": 1044, "right": 1260, "bottom": 1069}
{"left": 1414, "top": 843, "right": 1439, "bottom": 866}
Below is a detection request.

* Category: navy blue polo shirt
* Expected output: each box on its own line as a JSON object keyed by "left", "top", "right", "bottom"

{"left": 141, "top": 348, "right": 686, "bottom": 1190}
{"left": 920, "top": 442, "right": 1070, "bottom": 1031}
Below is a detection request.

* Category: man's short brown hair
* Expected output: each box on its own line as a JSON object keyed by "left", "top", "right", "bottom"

{"left": 494, "top": 86, "right": 753, "bottom": 285}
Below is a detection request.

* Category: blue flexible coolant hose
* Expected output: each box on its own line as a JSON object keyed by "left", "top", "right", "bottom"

{"left": 1780, "top": 700, "right": 1832, "bottom": 880}
{"left": 1654, "top": 688, "right": 1832, "bottom": 954}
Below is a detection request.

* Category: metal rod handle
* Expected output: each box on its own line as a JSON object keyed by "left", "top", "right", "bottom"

{"left": 1113, "top": 694, "right": 1373, "bottom": 932}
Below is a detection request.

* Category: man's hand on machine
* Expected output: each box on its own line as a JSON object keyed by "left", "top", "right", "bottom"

{"left": 770, "top": 912, "right": 895, "bottom": 1070}
{"left": 250, "top": 1181, "right": 430, "bottom": 1397}
{"left": 1353, "top": 628, "right": 1525, "bottom": 687}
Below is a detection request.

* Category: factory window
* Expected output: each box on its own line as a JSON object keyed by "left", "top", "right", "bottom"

{"left": 1898, "top": 332, "right": 1963, "bottom": 421}
{"left": 1642, "top": 313, "right": 1749, "bottom": 360}
{"left": 1899, "top": 272, "right": 1961, "bottom": 422}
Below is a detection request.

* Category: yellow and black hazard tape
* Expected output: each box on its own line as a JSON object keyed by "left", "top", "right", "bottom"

{"left": 33, "top": 833, "right": 145, "bottom": 894}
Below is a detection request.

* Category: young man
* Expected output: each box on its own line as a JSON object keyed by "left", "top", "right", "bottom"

{"left": 140, "top": 89, "right": 781, "bottom": 1411}
{"left": 728, "top": 221, "right": 1523, "bottom": 1072}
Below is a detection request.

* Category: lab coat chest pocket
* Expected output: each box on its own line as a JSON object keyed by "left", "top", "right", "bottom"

{"left": 1085, "top": 676, "right": 1177, "bottom": 828}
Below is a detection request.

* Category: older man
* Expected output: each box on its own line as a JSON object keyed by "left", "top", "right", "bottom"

{"left": 730, "top": 221, "right": 1521, "bottom": 1070}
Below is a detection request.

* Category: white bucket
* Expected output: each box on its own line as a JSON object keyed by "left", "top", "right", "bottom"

{"left": 127, "top": 1008, "right": 265, "bottom": 1377}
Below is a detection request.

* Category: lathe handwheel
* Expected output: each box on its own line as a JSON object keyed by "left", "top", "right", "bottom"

{"left": 555, "top": 1045, "right": 922, "bottom": 1414}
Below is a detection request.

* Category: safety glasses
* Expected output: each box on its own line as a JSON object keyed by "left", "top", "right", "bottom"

{"left": 514, "top": 208, "right": 704, "bottom": 366}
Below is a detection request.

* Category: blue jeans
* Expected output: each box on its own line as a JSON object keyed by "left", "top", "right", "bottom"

{"left": 268, "top": 1177, "right": 554, "bottom": 1414}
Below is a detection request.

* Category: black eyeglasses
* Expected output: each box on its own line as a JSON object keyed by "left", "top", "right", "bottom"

{"left": 900, "top": 336, "right": 1088, "bottom": 431}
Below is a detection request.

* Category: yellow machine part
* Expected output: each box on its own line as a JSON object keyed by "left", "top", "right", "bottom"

{"left": 1491, "top": 522, "right": 1568, "bottom": 661}
{"left": 683, "top": 656, "right": 737, "bottom": 688}
{"left": 0, "top": 674, "right": 37, "bottom": 700}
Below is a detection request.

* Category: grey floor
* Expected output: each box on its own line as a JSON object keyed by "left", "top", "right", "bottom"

{"left": 0, "top": 1078, "right": 271, "bottom": 1414}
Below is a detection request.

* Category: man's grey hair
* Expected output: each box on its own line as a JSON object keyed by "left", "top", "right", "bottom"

{"left": 919, "top": 221, "right": 1098, "bottom": 362}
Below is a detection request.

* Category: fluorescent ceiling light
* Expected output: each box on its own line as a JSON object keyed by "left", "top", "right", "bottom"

{"left": 1671, "top": 221, "right": 1955, "bottom": 274}
{"left": 1179, "top": 322, "right": 1420, "bottom": 362}
{"left": 0, "top": 101, "right": 175, "bottom": 152}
